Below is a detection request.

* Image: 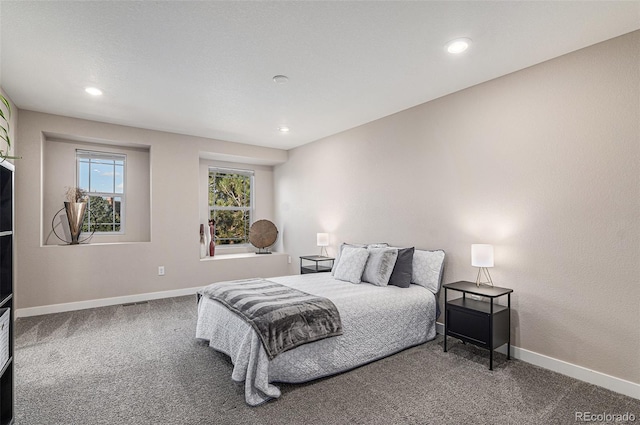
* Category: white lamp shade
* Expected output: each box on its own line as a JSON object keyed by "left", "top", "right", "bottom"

{"left": 471, "top": 244, "right": 494, "bottom": 267}
{"left": 317, "top": 233, "right": 329, "bottom": 247}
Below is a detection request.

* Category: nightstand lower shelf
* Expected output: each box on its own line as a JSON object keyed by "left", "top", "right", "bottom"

{"left": 301, "top": 265, "right": 332, "bottom": 274}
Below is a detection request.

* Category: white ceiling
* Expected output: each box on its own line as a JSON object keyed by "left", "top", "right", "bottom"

{"left": 1, "top": 1, "right": 639, "bottom": 150}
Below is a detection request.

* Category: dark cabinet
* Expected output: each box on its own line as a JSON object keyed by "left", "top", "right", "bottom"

{"left": 0, "top": 161, "right": 14, "bottom": 425}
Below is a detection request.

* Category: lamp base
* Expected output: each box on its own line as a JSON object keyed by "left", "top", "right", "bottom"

{"left": 475, "top": 267, "right": 494, "bottom": 287}
{"left": 319, "top": 247, "right": 328, "bottom": 257}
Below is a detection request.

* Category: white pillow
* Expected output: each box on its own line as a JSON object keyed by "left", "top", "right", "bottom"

{"left": 411, "top": 250, "right": 445, "bottom": 294}
{"left": 362, "top": 247, "right": 398, "bottom": 286}
{"left": 332, "top": 242, "right": 388, "bottom": 275}
{"left": 333, "top": 246, "right": 369, "bottom": 284}
{"left": 332, "top": 243, "right": 366, "bottom": 275}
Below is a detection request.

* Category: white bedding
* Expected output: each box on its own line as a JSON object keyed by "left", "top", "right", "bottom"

{"left": 195, "top": 273, "right": 437, "bottom": 406}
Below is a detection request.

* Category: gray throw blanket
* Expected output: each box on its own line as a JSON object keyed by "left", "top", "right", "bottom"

{"left": 201, "top": 278, "right": 343, "bottom": 360}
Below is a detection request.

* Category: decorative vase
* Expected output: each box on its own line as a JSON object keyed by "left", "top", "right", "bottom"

{"left": 64, "top": 201, "right": 87, "bottom": 245}
{"left": 209, "top": 219, "right": 215, "bottom": 257}
{"left": 199, "top": 224, "right": 207, "bottom": 258}
{"left": 204, "top": 225, "right": 210, "bottom": 256}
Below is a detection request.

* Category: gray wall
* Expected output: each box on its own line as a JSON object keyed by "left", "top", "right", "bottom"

{"left": 274, "top": 31, "right": 640, "bottom": 384}
{"left": 15, "top": 111, "right": 290, "bottom": 309}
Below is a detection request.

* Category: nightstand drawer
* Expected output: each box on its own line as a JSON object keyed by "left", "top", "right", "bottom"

{"left": 446, "top": 305, "right": 490, "bottom": 346}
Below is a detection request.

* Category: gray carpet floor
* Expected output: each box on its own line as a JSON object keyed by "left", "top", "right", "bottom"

{"left": 15, "top": 295, "right": 639, "bottom": 425}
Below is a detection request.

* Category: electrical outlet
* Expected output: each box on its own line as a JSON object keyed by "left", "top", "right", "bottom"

{"left": 287, "top": 256, "right": 291, "bottom": 264}
{"left": 158, "top": 266, "right": 165, "bottom": 276}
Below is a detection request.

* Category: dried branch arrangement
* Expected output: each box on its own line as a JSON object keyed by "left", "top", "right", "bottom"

{"left": 65, "top": 187, "right": 88, "bottom": 203}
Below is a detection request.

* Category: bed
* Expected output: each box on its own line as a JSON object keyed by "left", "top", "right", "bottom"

{"left": 196, "top": 247, "right": 445, "bottom": 406}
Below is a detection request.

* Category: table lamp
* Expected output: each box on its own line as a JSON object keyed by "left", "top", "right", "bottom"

{"left": 471, "top": 244, "right": 494, "bottom": 287}
{"left": 317, "top": 233, "right": 329, "bottom": 257}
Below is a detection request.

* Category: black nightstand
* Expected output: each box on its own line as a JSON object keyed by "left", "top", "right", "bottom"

{"left": 300, "top": 256, "right": 335, "bottom": 274}
{"left": 443, "top": 281, "right": 513, "bottom": 370}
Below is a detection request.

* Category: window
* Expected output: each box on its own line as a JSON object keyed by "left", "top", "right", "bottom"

{"left": 208, "top": 167, "right": 253, "bottom": 245}
{"left": 76, "top": 150, "right": 125, "bottom": 233}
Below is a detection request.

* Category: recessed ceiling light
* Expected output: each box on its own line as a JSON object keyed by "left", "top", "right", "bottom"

{"left": 278, "top": 126, "right": 290, "bottom": 133}
{"left": 273, "top": 75, "right": 289, "bottom": 84}
{"left": 445, "top": 38, "right": 472, "bottom": 54}
{"left": 85, "top": 87, "right": 103, "bottom": 96}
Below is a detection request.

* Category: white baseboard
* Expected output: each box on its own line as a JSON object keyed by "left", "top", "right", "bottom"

{"left": 15, "top": 286, "right": 203, "bottom": 318}
{"left": 435, "top": 322, "right": 639, "bottom": 400}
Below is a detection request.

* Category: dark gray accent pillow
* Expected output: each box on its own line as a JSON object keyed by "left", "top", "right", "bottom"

{"left": 388, "top": 247, "right": 414, "bottom": 288}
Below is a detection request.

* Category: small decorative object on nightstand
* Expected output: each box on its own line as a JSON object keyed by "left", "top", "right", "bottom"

{"left": 300, "top": 255, "right": 335, "bottom": 274}
{"left": 443, "top": 281, "right": 513, "bottom": 370}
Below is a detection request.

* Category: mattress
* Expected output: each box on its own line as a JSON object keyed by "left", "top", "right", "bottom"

{"left": 196, "top": 273, "right": 437, "bottom": 406}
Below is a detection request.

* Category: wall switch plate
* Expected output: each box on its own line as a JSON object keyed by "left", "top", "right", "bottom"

{"left": 158, "top": 266, "right": 165, "bottom": 276}
{"left": 288, "top": 256, "right": 292, "bottom": 264}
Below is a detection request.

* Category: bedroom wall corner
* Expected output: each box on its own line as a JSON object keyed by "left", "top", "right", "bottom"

{"left": 274, "top": 30, "right": 640, "bottom": 387}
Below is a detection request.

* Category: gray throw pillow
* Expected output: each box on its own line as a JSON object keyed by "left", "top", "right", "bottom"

{"left": 333, "top": 246, "right": 369, "bottom": 284}
{"left": 362, "top": 247, "right": 398, "bottom": 286}
{"left": 388, "top": 247, "right": 415, "bottom": 288}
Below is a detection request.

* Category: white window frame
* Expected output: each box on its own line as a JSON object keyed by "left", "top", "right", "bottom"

{"left": 76, "top": 149, "right": 126, "bottom": 234}
{"left": 208, "top": 167, "right": 254, "bottom": 246}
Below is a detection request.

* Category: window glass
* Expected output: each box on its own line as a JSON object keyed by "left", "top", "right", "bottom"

{"left": 76, "top": 150, "right": 126, "bottom": 233}
{"left": 208, "top": 168, "right": 253, "bottom": 245}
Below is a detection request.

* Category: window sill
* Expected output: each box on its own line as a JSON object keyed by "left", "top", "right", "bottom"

{"left": 42, "top": 241, "right": 151, "bottom": 247}
{"left": 200, "top": 252, "right": 287, "bottom": 261}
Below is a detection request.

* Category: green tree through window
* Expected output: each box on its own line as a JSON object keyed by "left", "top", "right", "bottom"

{"left": 77, "top": 150, "right": 125, "bottom": 233}
{"left": 208, "top": 168, "right": 253, "bottom": 245}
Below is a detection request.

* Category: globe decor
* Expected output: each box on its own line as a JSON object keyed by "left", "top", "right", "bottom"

{"left": 249, "top": 219, "right": 278, "bottom": 254}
